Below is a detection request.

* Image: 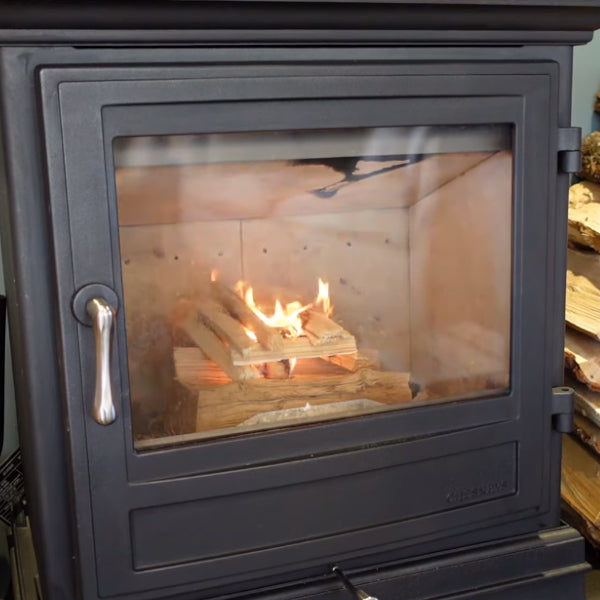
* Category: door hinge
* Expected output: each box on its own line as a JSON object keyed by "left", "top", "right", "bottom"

{"left": 551, "top": 386, "right": 574, "bottom": 433}
{"left": 558, "top": 127, "right": 582, "bottom": 174}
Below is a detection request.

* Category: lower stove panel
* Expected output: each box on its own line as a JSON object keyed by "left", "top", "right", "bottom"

{"left": 242, "top": 525, "right": 588, "bottom": 600}
{"left": 7, "top": 517, "right": 589, "bottom": 600}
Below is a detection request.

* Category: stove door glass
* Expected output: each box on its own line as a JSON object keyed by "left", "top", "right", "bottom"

{"left": 112, "top": 125, "right": 513, "bottom": 448}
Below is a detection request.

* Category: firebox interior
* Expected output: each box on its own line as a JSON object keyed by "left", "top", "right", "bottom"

{"left": 112, "top": 125, "right": 513, "bottom": 446}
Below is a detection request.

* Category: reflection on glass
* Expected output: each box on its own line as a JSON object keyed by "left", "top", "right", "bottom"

{"left": 112, "top": 126, "right": 513, "bottom": 449}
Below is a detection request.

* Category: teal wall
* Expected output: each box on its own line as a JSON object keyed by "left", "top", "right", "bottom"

{"left": 573, "top": 31, "right": 600, "bottom": 139}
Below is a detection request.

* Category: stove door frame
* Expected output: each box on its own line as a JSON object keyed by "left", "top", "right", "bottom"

{"left": 37, "top": 52, "right": 562, "bottom": 600}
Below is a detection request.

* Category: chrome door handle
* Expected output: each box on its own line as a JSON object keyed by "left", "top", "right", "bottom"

{"left": 86, "top": 298, "right": 117, "bottom": 425}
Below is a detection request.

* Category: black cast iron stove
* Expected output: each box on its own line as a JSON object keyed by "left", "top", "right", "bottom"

{"left": 0, "top": 2, "right": 599, "bottom": 600}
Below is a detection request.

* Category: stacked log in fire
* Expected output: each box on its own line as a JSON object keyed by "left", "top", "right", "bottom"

{"left": 173, "top": 277, "right": 413, "bottom": 434}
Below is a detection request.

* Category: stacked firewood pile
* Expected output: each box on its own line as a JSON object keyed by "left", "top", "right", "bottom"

{"left": 564, "top": 145, "right": 600, "bottom": 447}
{"left": 172, "top": 278, "right": 414, "bottom": 435}
{"left": 561, "top": 129, "right": 600, "bottom": 547}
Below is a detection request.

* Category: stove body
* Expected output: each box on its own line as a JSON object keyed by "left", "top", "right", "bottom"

{"left": 0, "top": 3, "right": 599, "bottom": 600}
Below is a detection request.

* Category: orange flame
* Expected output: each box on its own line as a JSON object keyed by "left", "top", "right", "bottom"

{"left": 243, "top": 326, "right": 257, "bottom": 342}
{"left": 315, "top": 277, "right": 332, "bottom": 316}
{"left": 239, "top": 283, "right": 311, "bottom": 339}
{"left": 210, "top": 269, "right": 218, "bottom": 282}
{"left": 232, "top": 276, "right": 333, "bottom": 343}
{"left": 230, "top": 277, "right": 334, "bottom": 378}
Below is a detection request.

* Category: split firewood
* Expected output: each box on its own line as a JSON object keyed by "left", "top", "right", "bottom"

{"left": 262, "top": 360, "right": 291, "bottom": 379}
{"left": 568, "top": 180, "right": 600, "bottom": 252}
{"left": 326, "top": 349, "right": 380, "bottom": 372}
{"left": 210, "top": 280, "right": 284, "bottom": 351}
{"left": 292, "top": 358, "right": 353, "bottom": 377}
{"left": 196, "top": 368, "right": 413, "bottom": 431}
{"left": 580, "top": 131, "right": 600, "bottom": 184}
{"left": 241, "top": 398, "right": 384, "bottom": 427}
{"left": 562, "top": 434, "right": 600, "bottom": 548}
{"left": 182, "top": 317, "right": 260, "bottom": 381}
{"left": 230, "top": 335, "right": 357, "bottom": 366}
{"left": 302, "top": 310, "right": 353, "bottom": 344}
{"left": 197, "top": 297, "right": 257, "bottom": 356}
{"left": 234, "top": 367, "right": 411, "bottom": 402}
{"left": 565, "top": 327, "right": 600, "bottom": 392}
{"left": 567, "top": 372, "right": 600, "bottom": 428}
{"left": 573, "top": 413, "right": 600, "bottom": 457}
{"left": 174, "top": 347, "right": 360, "bottom": 388}
{"left": 566, "top": 248, "right": 600, "bottom": 340}
{"left": 173, "top": 347, "right": 232, "bottom": 386}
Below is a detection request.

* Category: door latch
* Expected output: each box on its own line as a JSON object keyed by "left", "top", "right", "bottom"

{"left": 552, "top": 386, "right": 574, "bottom": 433}
{"left": 558, "top": 127, "right": 582, "bottom": 174}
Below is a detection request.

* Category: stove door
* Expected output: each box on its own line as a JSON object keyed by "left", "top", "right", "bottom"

{"left": 39, "top": 52, "right": 562, "bottom": 600}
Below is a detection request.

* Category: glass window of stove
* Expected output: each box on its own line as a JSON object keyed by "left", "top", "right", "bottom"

{"left": 112, "top": 125, "right": 513, "bottom": 449}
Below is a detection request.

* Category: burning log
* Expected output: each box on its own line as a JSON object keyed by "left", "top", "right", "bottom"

{"left": 210, "top": 280, "right": 284, "bottom": 351}
{"left": 230, "top": 335, "right": 357, "bottom": 366}
{"left": 262, "top": 360, "right": 292, "bottom": 379}
{"left": 197, "top": 297, "right": 257, "bottom": 356}
{"left": 182, "top": 316, "right": 260, "bottom": 381}
{"left": 174, "top": 347, "right": 354, "bottom": 387}
{"left": 174, "top": 347, "right": 232, "bottom": 386}
{"left": 179, "top": 277, "right": 362, "bottom": 395}
{"left": 195, "top": 368, "right": 413, "bottom": 431}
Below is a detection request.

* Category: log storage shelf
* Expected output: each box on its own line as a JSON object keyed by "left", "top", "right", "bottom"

{"left": 562, "top": 145, "right": 600, "bottom": 553}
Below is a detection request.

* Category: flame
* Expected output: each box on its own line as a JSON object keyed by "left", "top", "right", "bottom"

{"left": 315, "top": 277, "right": 332, "bottom": 316}
{"left": 241, "top": 285, "right": 311, "bottom": 339}
{"left": 231, "top": 276, "right": 335, "bottom": 378}
{"left": 243, "top": 326, "right": 257, "bottom": 342}
{"left": 210, "top": 269, "right": 218, "bottom": 282}
{"left": 243, "top": 286, "right": 256, "bottom": 311}
{"left": 232, "top": 277, "right": 333, "bottom": 345}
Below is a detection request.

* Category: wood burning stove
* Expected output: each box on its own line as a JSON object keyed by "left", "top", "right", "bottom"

{"left": 0, "top": 2, "right": 599, "bottom": 600}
